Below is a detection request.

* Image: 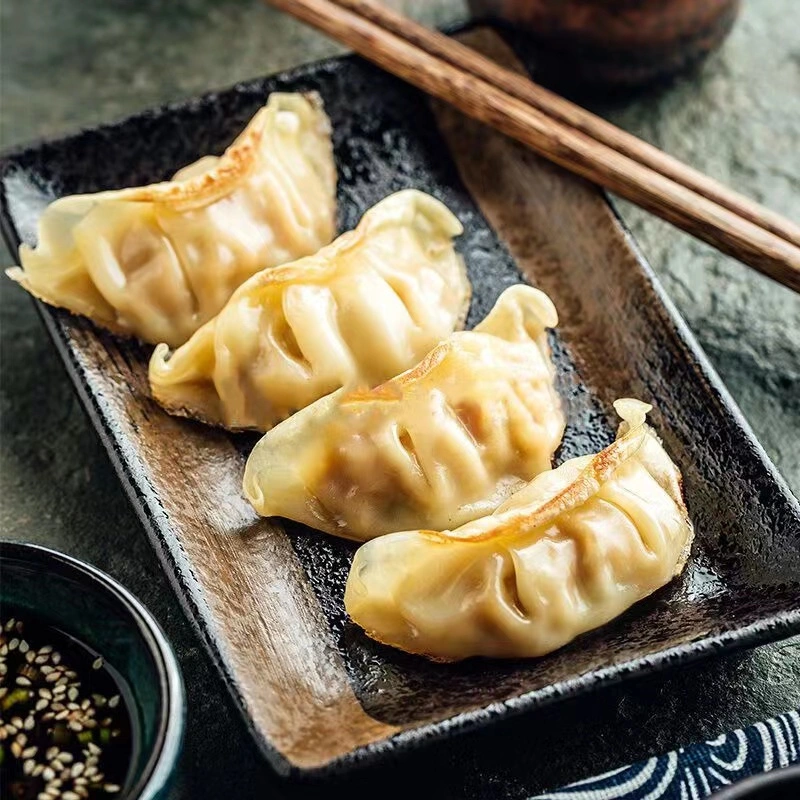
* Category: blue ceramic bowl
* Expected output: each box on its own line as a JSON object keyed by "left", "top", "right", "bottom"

{"left": 0, "top": 541, "right": 185, "bottom": 799}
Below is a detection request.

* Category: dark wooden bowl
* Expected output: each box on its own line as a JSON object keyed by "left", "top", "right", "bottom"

{"left": 710, "top": 764, "right": 800, "bottom": 799}
{"left": 469, "top": 0, "right": 741, "bottom": 91}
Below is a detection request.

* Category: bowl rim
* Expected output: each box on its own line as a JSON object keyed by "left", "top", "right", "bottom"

{"left": 0, "top": 540, "right": 185, "bottom": 800}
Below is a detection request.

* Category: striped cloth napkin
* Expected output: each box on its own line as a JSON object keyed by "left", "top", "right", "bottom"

{"left": 531, "top": 709, "right": 800, "bottom": 800}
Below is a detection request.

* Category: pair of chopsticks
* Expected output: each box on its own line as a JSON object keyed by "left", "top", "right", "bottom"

{"left": 265, "top": 0, "right": 800, "bottom": 293}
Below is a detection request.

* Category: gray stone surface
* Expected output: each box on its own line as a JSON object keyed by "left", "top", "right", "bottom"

{"left": 1, "top": 1, "right": 798, "bottom": 798}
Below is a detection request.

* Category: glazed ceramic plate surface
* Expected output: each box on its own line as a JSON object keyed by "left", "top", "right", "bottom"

{"left": 2, "top": 27, "right": 799, "bottom": 779}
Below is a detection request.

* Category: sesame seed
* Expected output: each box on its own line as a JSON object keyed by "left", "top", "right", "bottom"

{"left": 10, "top": 740, "right": 23, "bottom": 757}
{"left": 0, "top": 620, "right": 131, "bottom": 800}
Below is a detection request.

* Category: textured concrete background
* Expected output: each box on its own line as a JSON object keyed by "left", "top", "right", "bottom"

{"left": 1, "top": 1, "right": 798, "bottom": 798}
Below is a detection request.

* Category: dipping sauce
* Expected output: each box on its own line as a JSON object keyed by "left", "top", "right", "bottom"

{"left": 0, "top": 611, "right": 132, "bottom": 800}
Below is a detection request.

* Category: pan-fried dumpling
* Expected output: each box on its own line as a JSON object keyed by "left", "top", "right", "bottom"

{"left": 345, "top": 399, "right": 694, "bottom": 661}
{"left": 6, "top": 93, "right": 336, "bottom": 347}
{"left": 149, "top": 190, "right": 471, "bottom": 431}
{"left": 243, "top": 284, "right": 564, "bottom": 540}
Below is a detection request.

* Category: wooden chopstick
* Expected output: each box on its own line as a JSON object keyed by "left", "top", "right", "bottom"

{"left": 337, "top": 0, "right": 800, "bottom": 251}
{"left": 264, "top": 0, "right": 800, "bottom": 292}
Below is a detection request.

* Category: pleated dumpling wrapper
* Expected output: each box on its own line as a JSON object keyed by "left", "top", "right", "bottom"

{"left": 6, "top": 93, "right": 336, "bottom": 347}
{"left": 243, "top": 284, "right": 564, "bottom": 540}
{"left": 344, "top": 399, "right": 694, "bottom": 661}
{"left": 149, "top": 190, "right": 471, "bottom": 431}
